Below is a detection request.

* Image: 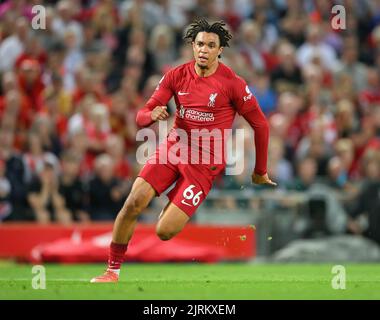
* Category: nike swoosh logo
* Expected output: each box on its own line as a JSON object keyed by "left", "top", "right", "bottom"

{"left": 178, "top": 92, "right": 189, "bottom": 96}
{"left": 181, "top": 200, "right": 193, "bottom": 207}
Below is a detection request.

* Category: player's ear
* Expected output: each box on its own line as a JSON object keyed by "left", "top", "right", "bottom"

{"left": 218, "top": 46, "right": 224, "bottom": 59}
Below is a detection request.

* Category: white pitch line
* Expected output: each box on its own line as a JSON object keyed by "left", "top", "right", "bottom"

{"left": 0, "top": 278, "right": 91, "bottom": 282}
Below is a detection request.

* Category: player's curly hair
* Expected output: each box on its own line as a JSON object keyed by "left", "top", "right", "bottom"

{"left": 183, "top": 19, "right": 232, "bottom": 48}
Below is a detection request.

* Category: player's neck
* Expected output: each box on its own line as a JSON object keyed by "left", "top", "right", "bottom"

{"left": 194, "top": 60, "right": 219, "bottom": 77}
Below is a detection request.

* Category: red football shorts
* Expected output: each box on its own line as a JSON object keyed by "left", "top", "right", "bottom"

{"left": 138, "top": 142, "right": 222, "bottom": 217}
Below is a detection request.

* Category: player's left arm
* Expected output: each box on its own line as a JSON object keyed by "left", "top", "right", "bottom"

{"left": 231, "top": 76, "right": 277, "bottom": 186}
{"left": 244, "top": 109, "right": 277, "bottom": 186}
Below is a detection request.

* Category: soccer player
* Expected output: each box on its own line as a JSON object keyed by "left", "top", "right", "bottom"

{"left": 91, "top": 19, "right": 276, "bottom": 283}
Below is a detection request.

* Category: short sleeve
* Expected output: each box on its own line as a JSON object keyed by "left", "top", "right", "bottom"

{"left": 150, "top": 69, "right": 175, "bottom": 106}
{"left": 230, "top": 76, "right": 259, "bottom": 115}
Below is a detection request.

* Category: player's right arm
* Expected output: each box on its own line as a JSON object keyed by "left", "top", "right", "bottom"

{"left": 136, "top": 71, "right": 174, "bottom": 127}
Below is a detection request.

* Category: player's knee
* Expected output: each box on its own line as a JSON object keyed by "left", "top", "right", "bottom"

{"left": 122, "top": 194, "right": 146, "bottom": 218}
{"left": 156, "top": 231, "right": 174, "bottom": 241}
{"left": 156, "top": 225, "right": 176, "bottom": 241}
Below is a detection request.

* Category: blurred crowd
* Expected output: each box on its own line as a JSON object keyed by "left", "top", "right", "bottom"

{"left": 0, "top": 0, "right": 379, "bottom": 242}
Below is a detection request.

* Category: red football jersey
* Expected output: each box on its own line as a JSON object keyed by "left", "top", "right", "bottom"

{"left": 153, "top": 60, "right": 257, "bottom": 127}
{"left": 137, "top": 60, "right": 268, "bottom": 174}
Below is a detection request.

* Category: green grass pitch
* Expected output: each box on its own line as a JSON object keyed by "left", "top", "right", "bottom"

{"left": 1, "top": 261, "right": 380, "bottom": 300}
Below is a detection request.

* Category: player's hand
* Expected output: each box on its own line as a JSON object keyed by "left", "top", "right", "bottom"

{"left": 251, "top": 172, "right": 277, "bottom": 186}
{"left": 151, "top": 106, "right": 169, "bottom": 121}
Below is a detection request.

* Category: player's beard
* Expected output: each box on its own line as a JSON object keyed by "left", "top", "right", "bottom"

{"left": 197, "top": 63, "right": 208, "bottom": 70}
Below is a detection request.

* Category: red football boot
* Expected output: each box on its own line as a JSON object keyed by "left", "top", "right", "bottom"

{"left": 90, "top": 270, "right": 119, "bottom": 283}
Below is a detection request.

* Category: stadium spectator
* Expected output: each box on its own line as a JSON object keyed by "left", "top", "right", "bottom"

{"left": 15, "top": 36, "right": 47, "bottom": 71}
{"left": 374, "top": 105, "right": 380, "bottom": 137}
{"left": 110, "top": 75, "right": 142, "bottom": 151}
{"left": 68, "top": 94, "right": 95, "bottom": 136}
{"left": 332, "top": 69, "right": 357, "bottom": 103}
{"left": 220, "top": 0, "right": 243, "bottom": 32}
{"left": 358, "top": 67, "right": 380, "bottom": 115}
{"left": 249, "top": 6, "right": 279, "bottom": 54}
{"left": 71, "top": 68, "right": 108, "bottom": 106}
{"left": 286, "top": 157, "right": 318, "bottom": 191}
{"left": 37, "top": 6, "right": 57, "bottom": 51}
{"left": 239, "top": 20, "right": 266, "bottom": 72}
{"left": 68, "top": 100, "right": 110, "bottom": 169}
{"left": 334, "top": 35, "right": 368, "bottom": 93}
{"left": 296, "top": 119, "right": 333, "bottom": 177}
{"left": 43, "top": 40, "right": 66, "bottom": 81}
{"left": 347, "top": 150, "right": 380, "bottom": 244}
{"left": 22, "top": 131, "right": 60, "bottom": 183}
{"left": 327, "top": 156, "right": 349, "bottom": 191}
{"left": 334, "top": 99, "right": 359, "bottom": 139}
{"left": 248, "top": 71, "right": 277, "bottom": 115}
{"left": 271, "top": 41, "right": 302, "bottom": 92}
{"left": 349, "top": 117, "right": 380, "bottom": 179}
{"left": 0, "top": 158, "right": 12, "bottom": 222}
{"left": 40, "top": 72, "right": 73, "bottom": 117}
{"left": 148, "top": 24, "right": 177, "bottom": 74}
{"left": 369, "top": 25, "right": 380, "bottom": 64}
{"left": 125, "top": 44, "right": 150, "bottom": 87}
{"left": 334, "top": 138, "right": 355, "bottom": 180}
{"left": 296, "top": 23, "right": 339, "bottom": 73}
{"left": 62, "top": 29, "right": 84, "bottom": 92}
{"left": 274, "top": 91, "right": 304, "bottom": 158}
{"left": 0, "top": 89, "right": 33, "bottom": 147}
{"left": 87, "top": 153, "right": 127, "bottom": 221}
{"left": 301, "top": 61, "right": 332, "bottom": 105}
{"left": 85, "top": 102, "right": 111, "bottom": 157}
{"left": 52, "top": 0, "right": 84, "bottom": 48}
{"left": 278, "top": 0, "right": 307, "bottom": 47}
{"left": 120, "top": 0, "right": 162, "bottom": 32}
{"left": 1, "top": 71, "right": 18, "bottom": 94}
{"left": 86, "top": 0, "right": 120, "bottom": 50}
{"left": 0, "top": 16, "right": 29, "bottom": 72}
{"left": 83, "top": 44, "right": 111, "bottom": 85}
{"left": 27, "top": 158, "right": 71, "bottom": 224}
{"left": 17, "top": 58, "right": 45, "bottom": 111}
{"left": 58, "top": 150, "right": 89, "bottom": 222}
{"left": 153, "top": 0, "right": 187, "bottom": 30}
{"left": 39, "top": 96, "right": 69, "bottom": 144}
{"left": 0, "top": 127, "right": 29, "bottom": 221}
{"left": 105, "top": 134, "right": 133, "bottom": 180}
{"left": 30, "top": 114, "right": 62, "bottom": 156}
{"left": 268, "top": 136, "right": 293, "bottom": 187}
{"left": 81, "top": 21, "right": 105, "bottom": 54}
{"left": 65, "top": 129, "right": 93, "bottom": 180}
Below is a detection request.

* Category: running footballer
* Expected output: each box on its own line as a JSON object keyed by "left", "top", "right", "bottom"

{"left": 91, "top": 19, "right": 276, "bottom": 283}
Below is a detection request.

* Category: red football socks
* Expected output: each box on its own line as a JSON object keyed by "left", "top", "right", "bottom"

{"left": 107, "top": 242, "right": 128, "bottom": 274}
